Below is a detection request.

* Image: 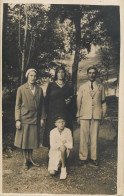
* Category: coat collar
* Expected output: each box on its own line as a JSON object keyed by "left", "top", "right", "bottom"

{"left": 25, "top": 82, "right": 38, "bottom": 97}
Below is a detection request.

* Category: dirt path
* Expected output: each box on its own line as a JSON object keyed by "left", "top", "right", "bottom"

{"left": 2, "top": 123, "right": 117, "bottom": 194}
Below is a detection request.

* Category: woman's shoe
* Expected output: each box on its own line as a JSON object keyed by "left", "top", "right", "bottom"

{"left": 23, "top": 162, "right": 28, "bottom": 170}
{"left": 29, "top": 159, "right": 40, "bottom": 167}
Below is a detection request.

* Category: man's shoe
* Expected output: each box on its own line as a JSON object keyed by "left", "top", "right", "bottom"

{"left": 89, "top": 159, "right": 98, "bottom": 167}
{"left": 60, "top": 167, "right": 67, "bottom": 180}
{"left": 78, "top": 159, "right": 88, "bottom": 166}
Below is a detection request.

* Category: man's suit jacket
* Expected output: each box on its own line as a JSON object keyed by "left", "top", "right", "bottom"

{"left": 76, "top": 81, "right": 106, "bottom": 120}
{"left": 15, "top": 83, "right": 46, "bottom": 124}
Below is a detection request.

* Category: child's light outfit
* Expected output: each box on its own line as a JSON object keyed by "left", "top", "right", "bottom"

{"left": 48, "top": 127, "right": 73, "bottom": 172}
{"left": 60, "top": 167, "right": 67, "bottom": 179}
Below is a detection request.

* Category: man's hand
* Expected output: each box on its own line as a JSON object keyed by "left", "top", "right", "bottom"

{"left": 77, "top": 117, "right": 80, "bottom": 125}
{"left": 102, "top": 102, "right": 107, "bottom": 118}
{"left": 40, "top": 119, "right": 45, "bottom": 127}
{"left": 16, "top": 120, "right": 21, "bottom": 130}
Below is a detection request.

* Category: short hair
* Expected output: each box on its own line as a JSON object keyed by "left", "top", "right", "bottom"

{"left": 54, "top": 66, "right": 66, "bottom": 81}
{"left": 87, "top": 66, "right": 98, "bottom": 75}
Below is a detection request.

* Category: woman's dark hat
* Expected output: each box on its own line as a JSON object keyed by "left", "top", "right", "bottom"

{"left": 54, "top": 114, "right": 66, "bottom": 122}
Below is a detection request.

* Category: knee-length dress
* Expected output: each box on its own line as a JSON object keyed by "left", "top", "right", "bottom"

{"left": 14, "top": 83, "right": 45, "bottom": 149}
{"left": 43, "top": 81, "right": 73, "bottom": 148}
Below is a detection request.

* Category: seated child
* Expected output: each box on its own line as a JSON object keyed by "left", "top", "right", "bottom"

{"left": 48, "top": 115, "right": 73, "bottom": 179}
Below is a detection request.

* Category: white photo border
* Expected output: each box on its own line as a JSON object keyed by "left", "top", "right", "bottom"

{"left": 0, "top": 0, "right": 124, "bottom": 195}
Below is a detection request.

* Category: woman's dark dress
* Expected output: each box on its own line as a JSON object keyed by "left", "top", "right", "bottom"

{"left": 43, "top": 81, "right": 73, "bottom": 147}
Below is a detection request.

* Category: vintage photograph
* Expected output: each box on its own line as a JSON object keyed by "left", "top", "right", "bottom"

{"left": 1, "top": 1, "right": 123, "bottom": 195}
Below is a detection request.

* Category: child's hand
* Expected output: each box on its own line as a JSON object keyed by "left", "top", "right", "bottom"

{"left": 62, "top": 140, "right": 67, "bottom": 144}
{"left": 59, "top": 145, "right": 66, "bottom": 152}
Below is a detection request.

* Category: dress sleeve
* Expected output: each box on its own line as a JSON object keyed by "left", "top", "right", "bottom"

{"left": 45, "top": 82, "right": 52, "bottom": 115}
{"left": 65, "top": 84, "right": 74, "bottom": 99}
{"left": 39, "top": 88, "right": 46, "bottom": 120}
{"left": 76, "top": 86, "right": 83, "bottom": 117}
{"left": 15, "top": 87, "right": 22, "bottom": 121}
{"left": 69, "top": 84, "right": 74, "bottom": 97}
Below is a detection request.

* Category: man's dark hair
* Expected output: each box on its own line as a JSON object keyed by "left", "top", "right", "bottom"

{"left": 87, "top": 66, "right": 98, "bottom": 75}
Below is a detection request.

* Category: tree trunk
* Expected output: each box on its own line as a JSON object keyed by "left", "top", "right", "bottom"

{"left": 20, "top": 4, "right": 28, "bottom": 84}
{"left": 72, "top": 9, "right": 81, "bottom": 94}
{"left": 20, "top": 51, "right": 25, "bottom": 84}
{"left": 72, "top": 46, "right": 80, "bottom": 94}
{"left": 26, "top": 30, "right": 33, "bottom": 68}
{"left": 18, "top": 7, "right": 21, "bottom": 67}
{"left": 2, "top": 4, "right": 8, "bottom": 67}
{"left": 2, "top": 4, "right": 8, "bottom": 40}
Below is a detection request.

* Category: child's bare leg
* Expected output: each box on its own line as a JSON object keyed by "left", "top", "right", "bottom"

{"left": 60, "top": 145, "right": 67, "bottom": 179}
{"left": 61, "top": 146, "right": 66, "bottom": 168}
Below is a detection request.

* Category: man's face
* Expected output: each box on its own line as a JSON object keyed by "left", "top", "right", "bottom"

{"left": 28, "top": 71, "right": 37, "bottom": 84}
{"left": 55, "top": 119, "right": 65, "bottom": 130}
{"left": 87, "top": 69, "right": 97, "bottom": 82}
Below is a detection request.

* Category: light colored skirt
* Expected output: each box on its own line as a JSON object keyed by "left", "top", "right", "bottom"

{"left": 14, "top": 124, "right": 40, "bottom": 149}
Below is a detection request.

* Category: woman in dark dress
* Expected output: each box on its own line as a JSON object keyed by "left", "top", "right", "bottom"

{"left": 43, "top": 66, "right": 74, "bottom": 148}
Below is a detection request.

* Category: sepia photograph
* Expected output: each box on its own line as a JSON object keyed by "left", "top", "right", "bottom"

{"left": 1, "top": 0, "right": 124, "bottom": 195}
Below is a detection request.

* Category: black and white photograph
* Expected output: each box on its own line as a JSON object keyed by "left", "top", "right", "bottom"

{"left": 1, "top": 0, "right": 124, "bottom": 195}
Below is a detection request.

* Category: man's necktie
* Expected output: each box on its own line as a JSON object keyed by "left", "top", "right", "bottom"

{"left": 91, "top": 82, "right": 93, "bottom": 90}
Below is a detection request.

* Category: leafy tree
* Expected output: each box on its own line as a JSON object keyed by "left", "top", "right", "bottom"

{"left": 47, "top": 5, "right": 120, "bottom": 91}
{"left": 2, "top": 4, "right": 65, "bottom": 87}
{"left": 2, "top": 4, "right": 120, "bottom": 92}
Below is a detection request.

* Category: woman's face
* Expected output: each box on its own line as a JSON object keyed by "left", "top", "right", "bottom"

{"left": 27, "top": 71, "right": 37, "bottom": 84}
{"left": 57, "top": 69, "right": 65, "bottom": 80}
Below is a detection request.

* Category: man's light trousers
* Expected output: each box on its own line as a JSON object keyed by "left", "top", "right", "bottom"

{"left": 79, "top": 119, "right": 99, "bottom": 161}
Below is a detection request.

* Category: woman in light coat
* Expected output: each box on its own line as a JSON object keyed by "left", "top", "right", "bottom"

{"left": 14, "top": 68, "right": 45, "bottom": 170}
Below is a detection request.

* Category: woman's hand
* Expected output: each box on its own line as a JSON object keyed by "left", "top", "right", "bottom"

{"left": 40, "top": 119, "right": 45, "bottom": 127}
{"left": 16, "top": 120, "right": 21, "bottom": 130}
{"left": 65, "top": 98, "right": 71, "bottom": 104}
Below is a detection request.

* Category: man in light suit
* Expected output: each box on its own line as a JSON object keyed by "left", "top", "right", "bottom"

{"left": 76, "top": 66, "right": 107, "bottom": 166}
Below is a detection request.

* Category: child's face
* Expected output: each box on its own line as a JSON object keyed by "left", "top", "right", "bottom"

{"left": 55, "top": 119, "right": 66, "bottom": 130}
